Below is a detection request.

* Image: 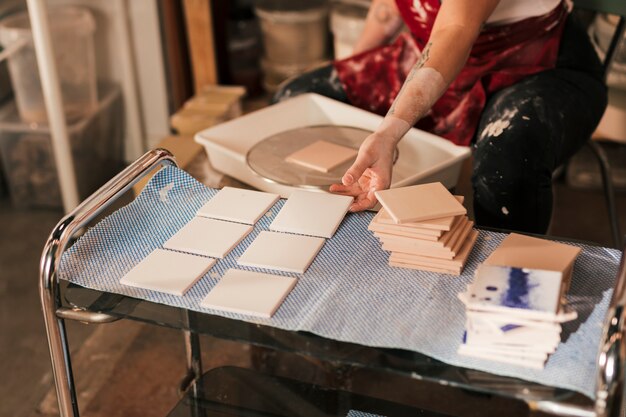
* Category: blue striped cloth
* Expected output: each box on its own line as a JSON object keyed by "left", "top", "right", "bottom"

{"left": 59, "top": 166, "right": 622, "bottom": 399}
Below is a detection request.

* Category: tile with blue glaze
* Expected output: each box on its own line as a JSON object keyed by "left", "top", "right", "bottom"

{"left": 483, "top": 233, "right": 581, "bottom": 288}
{"left": 465, "top": 316, "right": 561, "bottom": 349}
{"left": 467, "top": 265, "right": 563, "bottom": 318}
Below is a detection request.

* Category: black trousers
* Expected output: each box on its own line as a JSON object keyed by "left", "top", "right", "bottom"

{"left": 273, "top": 15, "right": 607, "bottom": 234}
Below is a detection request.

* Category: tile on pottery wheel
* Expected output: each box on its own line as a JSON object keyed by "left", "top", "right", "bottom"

{"left": 238, "top": 231, "right": 325, "bottom": 273}
{"left": 200, "top": 268, "right": 297, "bottom": 318}
{"left": 374, "top": 183, "right": 466, "bottom": 224}
{"left": 269, "top": 190, "right": 353, "bottom": 238}
{"left": 285, "top": 140, "right": 358, "bottom": 173}
{"left": 197, "top": 186, "right": 279, "bottom": 224}
{"left": 163, "top": 217, "right": 252, "bottom": 258}
{"left": 120, "top": 248, "right": 215, "bottom": 296}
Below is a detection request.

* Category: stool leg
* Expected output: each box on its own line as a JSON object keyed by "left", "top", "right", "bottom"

{"left": 587, "top": 141, "right": 622, "bottom": 248}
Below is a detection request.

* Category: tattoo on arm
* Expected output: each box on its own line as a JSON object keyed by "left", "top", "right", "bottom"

{"left": 388, "top": 42, "right": 432, "bottom": 116}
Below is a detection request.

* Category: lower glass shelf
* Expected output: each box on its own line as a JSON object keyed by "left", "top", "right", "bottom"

{"left": 168, "top": 366, "right": 454, "bottom": 417}
{"left": 63, "top": 283, "right": 593, "bottom": 411}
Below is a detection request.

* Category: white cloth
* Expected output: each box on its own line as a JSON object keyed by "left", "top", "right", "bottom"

{"left": 487, "top": 0, "right": 562, "bottom": 25}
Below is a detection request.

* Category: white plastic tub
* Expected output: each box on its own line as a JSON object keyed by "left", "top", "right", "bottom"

{"left": 0, "top": 7, "right": 97, "bottom": 123}
{"left": 195, "top": 93, "right": 471, "bottom": 197}
{"left": 330, "top": 2, "right": 368, "bottom": 59}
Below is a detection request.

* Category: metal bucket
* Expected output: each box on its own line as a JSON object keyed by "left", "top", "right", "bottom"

{"left": 255, "top": 4, "right": 329, "bottom": 66}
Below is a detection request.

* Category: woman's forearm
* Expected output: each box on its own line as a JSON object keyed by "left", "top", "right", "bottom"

{"left": 380, "top": 0, "right": 501, "bottom": 142}
{"left": 352, "top": 0, "right": 404, "bottom": 55}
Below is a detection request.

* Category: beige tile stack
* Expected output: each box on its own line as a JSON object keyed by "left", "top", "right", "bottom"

{"left": 370, "top": 182, "right": 479, "bottom": 275}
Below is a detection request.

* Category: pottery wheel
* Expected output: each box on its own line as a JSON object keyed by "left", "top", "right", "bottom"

{"left": 246, "top": 125, "right": 397, "bottom": 189}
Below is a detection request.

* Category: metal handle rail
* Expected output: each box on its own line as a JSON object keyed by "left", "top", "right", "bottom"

{"left": 527, "top": 246, "right": 626, "bottom": 417}
{"left": 40, "top": 149, "right": 177, "bottom": 417}
{"left": 40, "top": 150, "right": 626, "bottom": 417}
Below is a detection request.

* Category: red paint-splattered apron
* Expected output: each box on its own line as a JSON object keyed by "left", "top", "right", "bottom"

{"left": 333, "top": 0, "right": 568, "bottom": 146}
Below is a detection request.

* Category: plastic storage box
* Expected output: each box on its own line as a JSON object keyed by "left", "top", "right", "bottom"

{"left": 0, "top": 6, "right": 97, "bottom": 124}
{"left": 0, "top": 83, "right": 124, "bottom": 208}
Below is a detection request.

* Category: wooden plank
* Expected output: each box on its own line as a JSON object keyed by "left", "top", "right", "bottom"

{"left": 183, "top": 0, "right": 218, "bottom": 91}
{"left": 160, "top": 0, "right": 194, "bottom": 113}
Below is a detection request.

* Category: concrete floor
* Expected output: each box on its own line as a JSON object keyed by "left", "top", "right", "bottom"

{"left": 1, "top": 146, "right": 625, "bottom": 417}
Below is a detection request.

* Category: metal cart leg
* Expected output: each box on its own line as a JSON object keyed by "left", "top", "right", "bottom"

{"left": 586, "top": 141, "right": 622, "bottom": 249}
{"left": 181, "top": 310, "right": 205, "bottom": 417}
{"left": 596, "top": 246, "right": 626, "bottom": 417}
{"left": 40, "top": 149, "right": 177, "bottom": 417}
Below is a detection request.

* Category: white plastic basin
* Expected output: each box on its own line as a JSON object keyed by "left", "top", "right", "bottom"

{"left": 195, "top": 93, "right": 471, "bottom": 197}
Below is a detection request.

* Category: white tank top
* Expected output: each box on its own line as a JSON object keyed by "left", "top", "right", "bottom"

{"left": 486, "top": 0, "right": 563, "bottom": 25}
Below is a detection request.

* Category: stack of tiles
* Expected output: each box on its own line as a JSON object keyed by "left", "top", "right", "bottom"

{"left": 371, "top": 182, "right": 477, "bottom": 275}
{"left": 457, "top": 233, "right": 582, "bottom": 369}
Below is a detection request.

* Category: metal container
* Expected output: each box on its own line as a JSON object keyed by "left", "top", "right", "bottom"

{"left": 255, "top": 1, "right": 329, "bottom": 66}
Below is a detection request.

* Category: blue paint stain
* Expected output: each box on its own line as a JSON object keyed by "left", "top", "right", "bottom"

{"left": 462, "top": 331, "right": 467, "bottom": 344}
{"left": 500, "top": 324, "right": 521, "bottom": 332}
{"left": 486, "top": 286, "right": 498, "bottom": 291}
{"left": 501, "top": 267, "right": 538, "bottom": 309}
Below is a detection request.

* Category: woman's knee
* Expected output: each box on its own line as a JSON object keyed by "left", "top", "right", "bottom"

{"left": 471, "top": 106, "right": 554, "bottom": 232}
{"left": 271, "top": 64, "right": 348, "bottom": 104}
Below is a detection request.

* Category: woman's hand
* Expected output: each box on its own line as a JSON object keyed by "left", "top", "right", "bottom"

{"left": 329, "top": 132, "right": 396, "bottom": 212}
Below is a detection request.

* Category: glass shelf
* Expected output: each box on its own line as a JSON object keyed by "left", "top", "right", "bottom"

{"left": 167, "top": 366, "right": 455, "bottom": 417}
{"left": 63, "top": 283, "right": 593, "bottom": 410}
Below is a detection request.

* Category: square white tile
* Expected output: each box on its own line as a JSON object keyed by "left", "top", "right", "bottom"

{"left": 285, "top": 140, "right": 358, "bottom": 173}
{"left": 120, "top": 248, "right": 215, "bottom": 296}
{"left": 238, "top": 231, "right": 325, "bottom": 273}
{"left": 200, "top": 268, "right": 297, "bottom": 318}
{"left": 374, "top": 182, "right": 466, "bottom": 224}
{"left": 163, "top": 217, "right": 252, "bottom": 258}
{"left": 197, "top": 186, "right": 280, "bottom": 224}
{"left": 269, "top": 190, "right": 352, "bottom": 238}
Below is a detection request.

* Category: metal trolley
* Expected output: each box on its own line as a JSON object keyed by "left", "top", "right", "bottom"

{"left": 40, "top": 149, "right": 626, "bottom": 417}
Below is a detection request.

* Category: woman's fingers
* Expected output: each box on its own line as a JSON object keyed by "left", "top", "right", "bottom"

{"left": 349, "top": 193, "right": 377, "bottom": 212}
{"left": 329, "top": 183, "right": 361, "bottom": 195}
{"left": 342, "top": 152, "right": 373, "bottom": 186}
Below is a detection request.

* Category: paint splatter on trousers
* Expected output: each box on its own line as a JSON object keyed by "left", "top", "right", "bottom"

{"left": 272, "top": 14, "right": 607, "bottom": 234}
{"left": 272, "top": 66, "right": 348, "bottom": 104}
{"left": 472, "top": 14, "right": 606, "bottom": 234}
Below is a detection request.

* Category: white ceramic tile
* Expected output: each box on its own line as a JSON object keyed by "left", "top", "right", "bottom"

{"left": 197, "top": 186, "right": 280, "bottom": 224}
{"left": 200, "top": 269, "right": 297, "bottom": 318}
{"left": 269, "top": 190, "right": 353, "bottom": 238}
{"left": 285, "top": 140, "right": 358, "bottom": 173}
{"left": 120, "top": 249, "right": 215, "bottom": 296}
{"left": 465, "top": 317, "right": 561, "bottom": 348}
{"left": 457, "top": 345, "right": 548, "bottom": 369}
{"left": 163, "top": 217, "right": 252, "bottom": 258}
{"left": 374, "top": 182, "right": 466, "bottom": 224}
{"left": 238, "top": 231, "right": 325, "bottom": 273}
